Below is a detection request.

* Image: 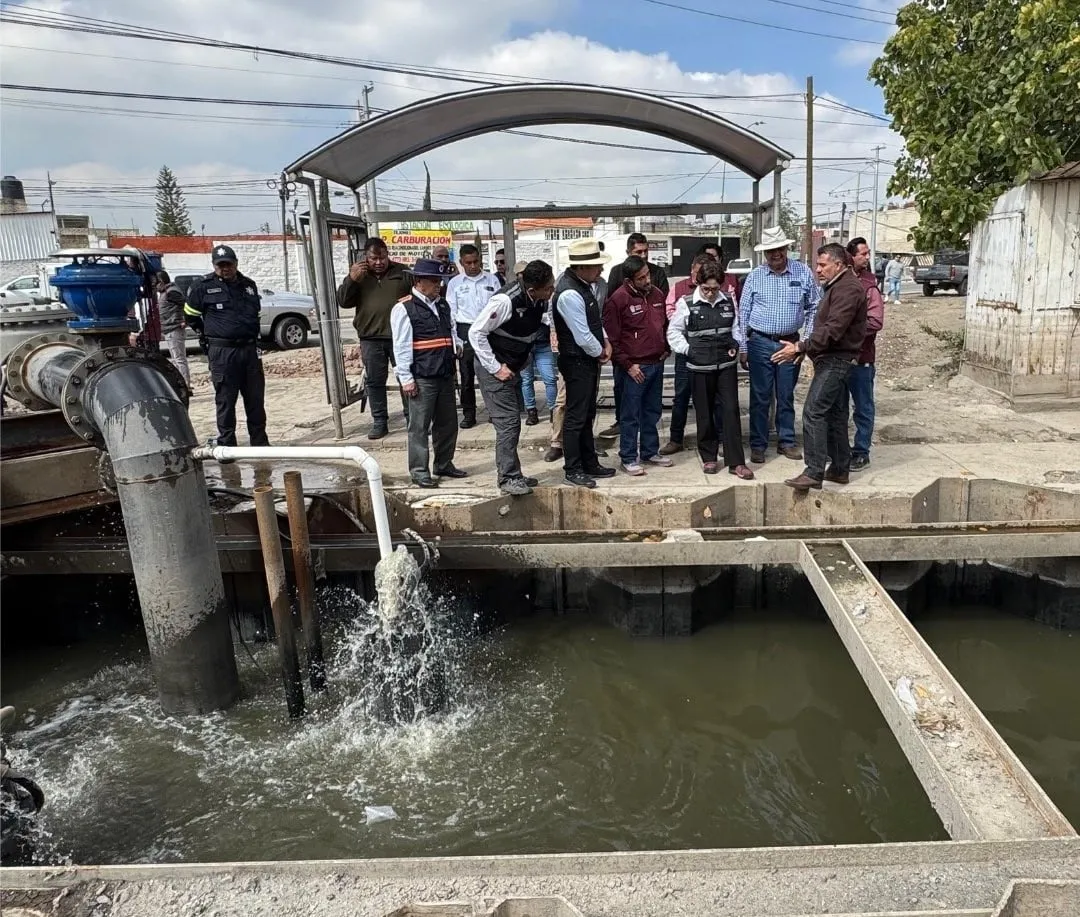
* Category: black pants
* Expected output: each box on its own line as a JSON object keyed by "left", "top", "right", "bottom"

{"left": 803, "top": 356, "right": 853, "bottom": 479}
{"left": 207, "top": 343, "right": 269, "bottom": 446}
{"left": 456, "top": 322, "right": 477, "bottom": 419}
{"left": 360, "top": 338, "right": 408, "bottom": 426}
{"left": 691, "top": 366, "right": 744, "bottom": 466}
{"left": 558, "top": 354, "right": 600, "bottom": 474}
{"left": 407, "top": 375, "right": 458, "bottom": 479}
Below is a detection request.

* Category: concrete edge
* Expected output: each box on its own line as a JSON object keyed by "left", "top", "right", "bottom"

{"left": 4, "top": 838, "right": 1079, "bottom": 889}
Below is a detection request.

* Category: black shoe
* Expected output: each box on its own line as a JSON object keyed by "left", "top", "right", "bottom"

{"left": 411, "top": 475, "right": 439, "bottom": 489}
{"left": 517, "top": 475, "right": 539, "bottom": 487}
{"left": 525, "top": 409, "right": 540, "bottom": 426}
{"left": 459, "top": 415, "right": 476, "bottom": 430}
{"left": 564, "top": 472, "right": 597, "bottom": 488}
{"left": 544, "top": 446, "right": 563, "bottom": 463}
{"left": 367, "top": 424, "right": 389, "bottom": 441}
{"left": 583, "top": 464, "right": 616, "bottom": 478}
{"left": 435, "top": 465, "right": 468, "bottom": 479}
{"left": 851, "top": 454, "right": 870, "bottom": 471}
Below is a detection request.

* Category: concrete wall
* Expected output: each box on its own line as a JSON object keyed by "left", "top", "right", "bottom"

{"left": 962, "top": 178, "right": 1080, "bottom": 400}
{"left": 0, "top": 258, "right": 39, "bottom": 286}
{"left": 848, "top": 206, "right": 920, "bottom": 255}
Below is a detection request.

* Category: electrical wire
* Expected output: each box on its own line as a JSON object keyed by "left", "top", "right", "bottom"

{"left": 639, "top": 0, "right": 883, "bottom": 44}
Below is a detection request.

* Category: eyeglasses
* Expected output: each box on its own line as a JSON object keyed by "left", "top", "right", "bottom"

{"left": 700, "top": 285, "right": 721, "bottom": 293}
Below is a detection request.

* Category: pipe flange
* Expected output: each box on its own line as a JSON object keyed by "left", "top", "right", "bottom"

{"left": 59, "top": 346, "right": 192, "bottom": 448}
{"left": 2, "top": 331, "right": 85, "bottom": 412}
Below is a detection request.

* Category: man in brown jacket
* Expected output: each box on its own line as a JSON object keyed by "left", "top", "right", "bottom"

{"left": 771, "top": 243, "right": 867, "bottom": 491}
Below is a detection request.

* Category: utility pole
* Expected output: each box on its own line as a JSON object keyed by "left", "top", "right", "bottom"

{"left": 869, "top": 144, "right": 885, "bottom": 269}
{"left": 804, "top": 76, "right": 814, "bottom": 262}
{"left": 633, "top": 189, "right": 641, "bottom": 234}
{"left": 46, "top": 171, "right": 59, "bottom": 244}
{"left": 852, "top": 168, "right": 862, "bottom": 241}
{"left": 361, "top": 83, "right": 380, "bottom": 236}
{"left": 839, "top": 202, "right": 847, "bottom": 245}
{"left": 279, "top": 174, "right": 290, "bottom": 291}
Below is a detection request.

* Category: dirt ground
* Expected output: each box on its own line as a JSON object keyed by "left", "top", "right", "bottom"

{"left": 178, "top": 290, "right": 1079, "bottom": 449}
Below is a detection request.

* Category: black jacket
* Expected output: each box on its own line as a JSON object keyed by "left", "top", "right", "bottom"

{"left": 187, "top": 271, "right": 261, "bottom": 342}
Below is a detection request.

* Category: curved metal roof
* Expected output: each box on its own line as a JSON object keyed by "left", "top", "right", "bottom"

{"left": 284, "top": 83, "right": 793, "bottom": 186}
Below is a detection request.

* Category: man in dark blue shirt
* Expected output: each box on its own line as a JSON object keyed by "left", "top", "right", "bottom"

{"left": 186, "top": 245, "right": 269, "bottom": 447}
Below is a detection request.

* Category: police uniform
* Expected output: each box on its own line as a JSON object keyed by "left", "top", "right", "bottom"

{"left": 390, "top": 259, "right": 464, "bottom": 488}
{"left": 186, "top": 245, "right": 269, "bottom": 447}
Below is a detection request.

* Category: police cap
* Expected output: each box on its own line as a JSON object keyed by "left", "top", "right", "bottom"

{"left": 212, "top": 244, "right": 238, "bottom": 265}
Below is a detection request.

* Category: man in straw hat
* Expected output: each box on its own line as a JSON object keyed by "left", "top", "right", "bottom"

{"left": 391, "top": 258, "right": 468, "bottom": 489}
{"left": 552, "top": 239, "right": 616, "bottom": 488}
{"left": 737, "top": 226, "right": 821, "bottom": 465}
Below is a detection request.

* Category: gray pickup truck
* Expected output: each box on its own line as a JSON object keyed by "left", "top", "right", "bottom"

{"left": 913, "top": 249, "right": 969, "bottom": 297}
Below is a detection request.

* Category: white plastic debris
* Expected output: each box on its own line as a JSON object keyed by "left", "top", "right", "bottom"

{"left": 365, "top": 805, "right": 398, "bottom": 824}
{"left": 896, "top": 676, "right": 920, "bottom": 717}
{"left": 852, "top": 602, "right": 869, "bottom": 618}
{"left": 743, "top": 535, "right": 769, "bottom": 542}
{"left": 662, "top": 529, "right": 704, "bottom": 543}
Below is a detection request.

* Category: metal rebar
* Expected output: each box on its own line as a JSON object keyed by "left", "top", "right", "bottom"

{"left": 253, "top": 485, "right": 305, "bottom": 718}
{"left": 283, "top": 471, "right": 326, "bottom": 693}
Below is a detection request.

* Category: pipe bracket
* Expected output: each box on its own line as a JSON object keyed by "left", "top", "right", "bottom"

{"left": 2, "top": 331, "right": 84, "bottom": 412}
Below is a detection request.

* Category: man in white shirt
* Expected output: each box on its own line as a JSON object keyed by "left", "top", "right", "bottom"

{"left": 390, "top": 259, "right": 466, "bottom": 488}
{"left": 469, "top": 260, "right": 557, "bottom": 496}
{"left": 445, "top": 244, "right": 500, "bottom": 429}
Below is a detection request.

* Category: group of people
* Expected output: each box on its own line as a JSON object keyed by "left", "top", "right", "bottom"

{"left": 338, "top": 226, "right": 882, "bottom": 494}
{"left": 176, "top": 225, "right": 883, "bottom": 496}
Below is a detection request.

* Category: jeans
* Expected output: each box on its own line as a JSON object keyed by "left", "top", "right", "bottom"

{"left": 558, "top": 355, "right": 600, "bottom": 475}
{"left": 841, "top": 363, "right": 876, "bottom": 458}
{"left": 478, "top": 363, "right": 526, "bottom": 484}
{"left": 887, "top": 277, "right": 901, "bottom": 300}
{"left": 747, "top": 333, "right": 801, "bottom": 452}
{"left": 802, "top": 356, "right": 853, "bottom": 479}
{"left": 612, "top": 368, "right": 624, "bottom": 427}
{"left": 520, "top": 342, "right": 558, "bottom": 411}
{"left": 616, "top": 363, "right": 663, "bottom": 464}
{"left": 165, "top": 328, "right": 190, "bottom": 385}
{"left": 360, "top": 338, "right": 408, "bottom": 427}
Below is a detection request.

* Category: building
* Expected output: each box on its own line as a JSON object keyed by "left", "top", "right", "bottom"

{"left": 961, "top": 163, "right": 1080, "bottom": 401}
{"left": 1, "top": 212, "right": 61, "bottom": 285}
{"left": 848, "top": 203, "right": 920, "bottom": 255}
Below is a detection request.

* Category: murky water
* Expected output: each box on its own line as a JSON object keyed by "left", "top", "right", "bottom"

{"left": 3, "top": 590, "right": 1074, "bottom": 865}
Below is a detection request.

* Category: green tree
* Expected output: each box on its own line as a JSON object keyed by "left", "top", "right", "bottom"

{"left": 153, "top": 166, "right": 193, "bottom": 236}
{"left": 735, "top": 193, "right": 799, "bottom": 246}
{"left": 870, "top": 0, "right": 1080, "bottom": 251}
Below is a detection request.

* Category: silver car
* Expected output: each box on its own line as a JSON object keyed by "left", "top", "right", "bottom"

{"left": 173, "top": 275, "right": 317, "bottom": 349}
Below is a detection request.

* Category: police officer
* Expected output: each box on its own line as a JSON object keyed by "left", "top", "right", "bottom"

{"left": 468, "top": 260, "right": 556, "bottom": 496}
{"left": 186, "top": 245, "right": 270, "bottom": 447}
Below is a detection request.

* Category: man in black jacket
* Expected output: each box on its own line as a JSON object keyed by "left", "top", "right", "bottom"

{"left": 186, "top": 245, "right": 269, "bottom": 447}
{"left": 155, "top": 270, "right": 189, "bottom": 385}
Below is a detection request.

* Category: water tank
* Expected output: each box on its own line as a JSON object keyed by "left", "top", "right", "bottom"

{"left": 0, "top": 175, "right": 27, "bottom": 214}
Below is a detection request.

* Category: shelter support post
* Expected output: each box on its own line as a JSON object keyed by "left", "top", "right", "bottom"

{"left": 772, "top": 168, "right": 783, "bottom": 228}
{"left": 500, "top": 213, "right": 516, "bottom": 273}
{"left": 751, "top": 180, "right": 761, "bottom": 265}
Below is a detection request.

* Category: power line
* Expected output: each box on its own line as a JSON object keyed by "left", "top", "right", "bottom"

{"left": 638, "top": 0, "right": 883, "bottom": 45}
{"left": 741, "top": 0, "right": 894, "bottom": 25}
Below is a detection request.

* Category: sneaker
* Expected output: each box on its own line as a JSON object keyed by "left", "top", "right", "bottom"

{"left": 621, "top": 462, "right": 646, "bottom": 476}
{"left": 367, "top": 424, "right": 389, "bottom": 441}
{"left": 544, "top": 445, "right": 563, "bottom": 463}
{"left": 750, "top": 450, "right": 766, "bottom": 464}
{"left": 459, "top": 415, "right": 476, "bottom": 430}
{"left": 851, "top": 455, "right": 870, "bottom": 471}
{"left": 598, "top": 422, "right": 620, "bottom": 438}
{"left": 646, "top": 454, "right": 674, "bottom": 467}
{"left": 659, "top": 441, "right": 683, "bottom": 456}
{"left": 525, "top": 409, "right": 540, "bottom": 426}
{"left": 500, "top": 478, "right": 532, "bottom": 496}
{"left": 518, "top": 475, "right": 539, "bottom": 487}
{"left": 583, "top": 464, "right": 617, "bottom": 478}
{"left": 564, "top": 472, "right": 597, "bottom": 488}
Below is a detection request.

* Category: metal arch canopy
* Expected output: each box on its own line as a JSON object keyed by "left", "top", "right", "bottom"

{"left": 284, "top": 83, "right": 793, "bottom": 186}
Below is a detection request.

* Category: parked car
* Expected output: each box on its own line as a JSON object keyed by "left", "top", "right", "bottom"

{"left": 725, "top": 258, "right": 752, "bottom": 275}
{"left": 1, "top": 275, "right": 51, "bottom": 303}
{"left": 913, "top": 249, "right": 969, "bottom": 296}
{"left": 172, "top": 275, "right": 317, "bottom": 349}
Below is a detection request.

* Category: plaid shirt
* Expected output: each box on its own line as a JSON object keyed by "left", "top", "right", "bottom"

{"left": 737, "top": 258, "right": 820, "bottom": 353}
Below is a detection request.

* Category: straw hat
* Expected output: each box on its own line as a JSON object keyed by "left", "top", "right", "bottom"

{"left": 565, "top": 238, "right": 611, "bottom": 266}
{"left": 512, "top": 260, "right": 528, "bottom": 275}
{"left": 753, "top": 226, "right": 796, "bottom": 253}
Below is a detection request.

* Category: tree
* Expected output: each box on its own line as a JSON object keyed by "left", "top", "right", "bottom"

{"left": 154, "top": 166, "right": 193, "bottom": 236}
{"left": 422, "top": 162, "right": 432, "bottom": 210}
{"left": 870, "top": 0, "right": 1080, "bottom": 251}
{"left": 735, "top": 193, "right": 799, "bottom": 246}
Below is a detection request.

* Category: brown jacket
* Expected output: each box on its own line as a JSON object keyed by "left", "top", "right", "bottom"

{"left": 802, "top": 269, "right": 867, "bottom": 361}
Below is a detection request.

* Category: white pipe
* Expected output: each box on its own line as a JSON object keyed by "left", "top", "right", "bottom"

{"left": 190, "top": 445, "right": 393, "bottom": 560}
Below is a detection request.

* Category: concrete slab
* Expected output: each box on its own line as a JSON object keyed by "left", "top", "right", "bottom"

{"left": 799, "top": 541, "right": 1075, "bottom": 842}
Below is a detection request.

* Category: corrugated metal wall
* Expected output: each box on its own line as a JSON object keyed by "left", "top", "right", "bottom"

{"left": 0, "top": 212, "right": 58, "bottom": 263}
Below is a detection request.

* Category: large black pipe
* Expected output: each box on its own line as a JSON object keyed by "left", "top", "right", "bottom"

{"left": 23, "top": 342, "right": 240, "bottom": 714}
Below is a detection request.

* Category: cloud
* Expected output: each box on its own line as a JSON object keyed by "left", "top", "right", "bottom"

{"left": 0, "top": 0, "right": 902, "bottom": 236}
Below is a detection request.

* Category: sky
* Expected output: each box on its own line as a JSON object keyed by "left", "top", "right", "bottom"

{"left": 0, "top": 0, "right": 904, "bottom": 236}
